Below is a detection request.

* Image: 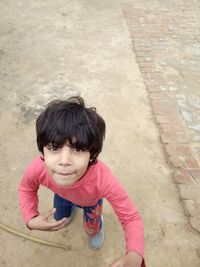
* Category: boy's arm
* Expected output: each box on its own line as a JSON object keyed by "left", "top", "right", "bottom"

{"left": 19, "top": 165, "right": 68, "bottom": 231}
{"left": 18, "top": 170, "right": 40, "bottom": 225}
{"left": 103, "top": 174, "right": 146, "bottom": 267}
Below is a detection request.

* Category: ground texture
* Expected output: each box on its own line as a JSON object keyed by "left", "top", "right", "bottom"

{"left": 0, "top": 1, "right": 200, "bottom": 266}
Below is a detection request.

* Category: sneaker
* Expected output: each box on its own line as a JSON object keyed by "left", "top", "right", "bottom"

{"left": 89, "top": 216, "right": 104, "bottom": 250}
{"left": 66, "top": 206, "right": 77, "bottom": 224}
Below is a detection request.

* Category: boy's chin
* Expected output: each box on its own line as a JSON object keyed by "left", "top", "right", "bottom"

{"left": 53, "top": 178, "right": 74, "bottom": 187}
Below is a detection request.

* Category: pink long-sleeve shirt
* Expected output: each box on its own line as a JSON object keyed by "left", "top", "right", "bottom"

{"left": 19, "top": 156, "right": 145, "bottom": 265}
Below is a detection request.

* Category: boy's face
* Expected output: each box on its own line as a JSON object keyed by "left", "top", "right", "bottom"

{"left": 43, "top": 142, "right": 91, "bottom": 187}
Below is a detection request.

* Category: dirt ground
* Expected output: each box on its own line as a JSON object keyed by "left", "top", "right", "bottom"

{"left": 0, "top": 1, "right": 200, "bottom": 267}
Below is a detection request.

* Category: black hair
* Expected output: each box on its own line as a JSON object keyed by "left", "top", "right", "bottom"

{"left": 36, "top": 96, "right": 106, "bottom": 164}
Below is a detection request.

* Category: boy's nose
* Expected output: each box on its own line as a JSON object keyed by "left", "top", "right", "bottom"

{"left": 59, "top": 146, "right": 72, "bottom": 165}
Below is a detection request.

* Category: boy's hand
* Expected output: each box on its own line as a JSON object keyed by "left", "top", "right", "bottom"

{"left": 109, "top": 251, "right": 142, "bottom": 267}
{"left": 27, "top": 208, "right": 68, "bottom": 231}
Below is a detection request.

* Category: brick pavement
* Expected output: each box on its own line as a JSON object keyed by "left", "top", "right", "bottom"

{"left": 122, "top": 1, "right": 200, "bottom": 233}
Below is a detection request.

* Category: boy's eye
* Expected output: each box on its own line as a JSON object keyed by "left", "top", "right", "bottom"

{"left": 72, "top": 145, "right": 87, "bottom": 153}
{"left": 72, "top": 147, "right": 82, "bottom": 152}
{"left": 47, "top": 144, "right": 60, "bottom": 151}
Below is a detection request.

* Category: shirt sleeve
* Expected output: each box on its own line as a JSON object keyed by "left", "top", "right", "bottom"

{"left": 102, "top": 170, "right": 145, "bottom": 266}
{"left": 18, "top": 166, "right": 40, "bottom": 224}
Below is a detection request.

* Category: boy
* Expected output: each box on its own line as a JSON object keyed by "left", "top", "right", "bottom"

{"left": 19, "top": 96, "right": 145, "bottom": 267}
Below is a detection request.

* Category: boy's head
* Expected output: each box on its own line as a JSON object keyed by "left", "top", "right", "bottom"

{"left": 36, "top": 96, "right": 106, "bottom": 165}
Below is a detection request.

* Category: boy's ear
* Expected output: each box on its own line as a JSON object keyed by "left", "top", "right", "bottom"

{"left": 89, "top": 156, "right": 94, "bottom": 162}
{"left": 89, "top": 158, "right": 97, "bottom": 165}
{"left": 40, "top": 152, "right": 44, "bottom": 160}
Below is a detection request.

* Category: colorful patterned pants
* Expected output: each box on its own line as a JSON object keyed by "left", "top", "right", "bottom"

{"left": 54, "top": 194, "right": 103, "bottom": 237}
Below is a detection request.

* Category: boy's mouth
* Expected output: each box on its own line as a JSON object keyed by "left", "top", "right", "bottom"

{"left": 57, "top": 172, "right": 75, "bottom": 176}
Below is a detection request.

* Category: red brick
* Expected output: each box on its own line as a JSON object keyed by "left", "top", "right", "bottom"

{"left": 165, "top": 144, "right": 192, "bottom": 157}
{"left": 130, "top": 32, "right": 147, "bottom": 38}
{"left": 128, "top": 24, "right": 142, "bottom": 30}
{"left": 123, "top": 10, "right": 146, "bottom": 18}
{"left": 133, "top": 37, "right": 149, "bottom": 43}
{"left": 188, "top": 169, "right": 200, "bottom": 183}
{"left": 174, "top": 169, "right": 194, "bottom": 184}
{"left": 132, "top": 37, "right": 150, "bottom": 42}
{"left": 134, "top": 47, "right": 152, "bottom": 52}
{"left": 138, "top": 61, "right": 154, "bottom": 68}
{"left": 161, "top": 133, "right": 188, "bottom": 143}
{"left": 149, "top": 92, "right": 175, "bottom": 100}
{"left": 142, "top": 73, "right": 150, "bottom": 80}
{"left": 151, "top": 102, "right": 179, "bottom": 115}
{"left": 149, "top": 32, "right": 166, "bottom": 38}
{"left": 169, "top": 155, "right": 199, "bottom": 168}
{"left": 136, "top": 57, "right": 152, "bottom": 63}
{"left": 140, "top": 67, "right": 159, "bottom": 73}
{"left": 144, "top": 78, "right": 165, "bottom": 86}
{"left": 186, "top": 157, "right": 200, "bottom": 168}
{"left": 179, "top": 184, "right": 200, "bottom": 200}
{"left": 160, "top": 123, "right": 187, "bottom": 134}
{"left": 151, "top": 99, "right": 177, "bottom": 106}
{"left": 138, "top": 61, "right": 156, "bottom": 68}
{"left": 149, "top": 72, "right": 165, "bottom": 80}
{"left": 126, "top": 20, "right": 141, "bottom": 27}
{"left": 155, "top": 115, "right": 182, "bottom": 124}
{"left": 135, "top": 51, "right": 152, "bottom": 57}
{"left": 159, "top": 24, "right": 169, "bottom": 32}
{"left": 146, "top": 85, "right": 162, "bottom": 92}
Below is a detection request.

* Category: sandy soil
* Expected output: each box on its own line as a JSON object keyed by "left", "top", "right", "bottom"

{"left": 0, "top": 1, "right": 199, "bottom": 266}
